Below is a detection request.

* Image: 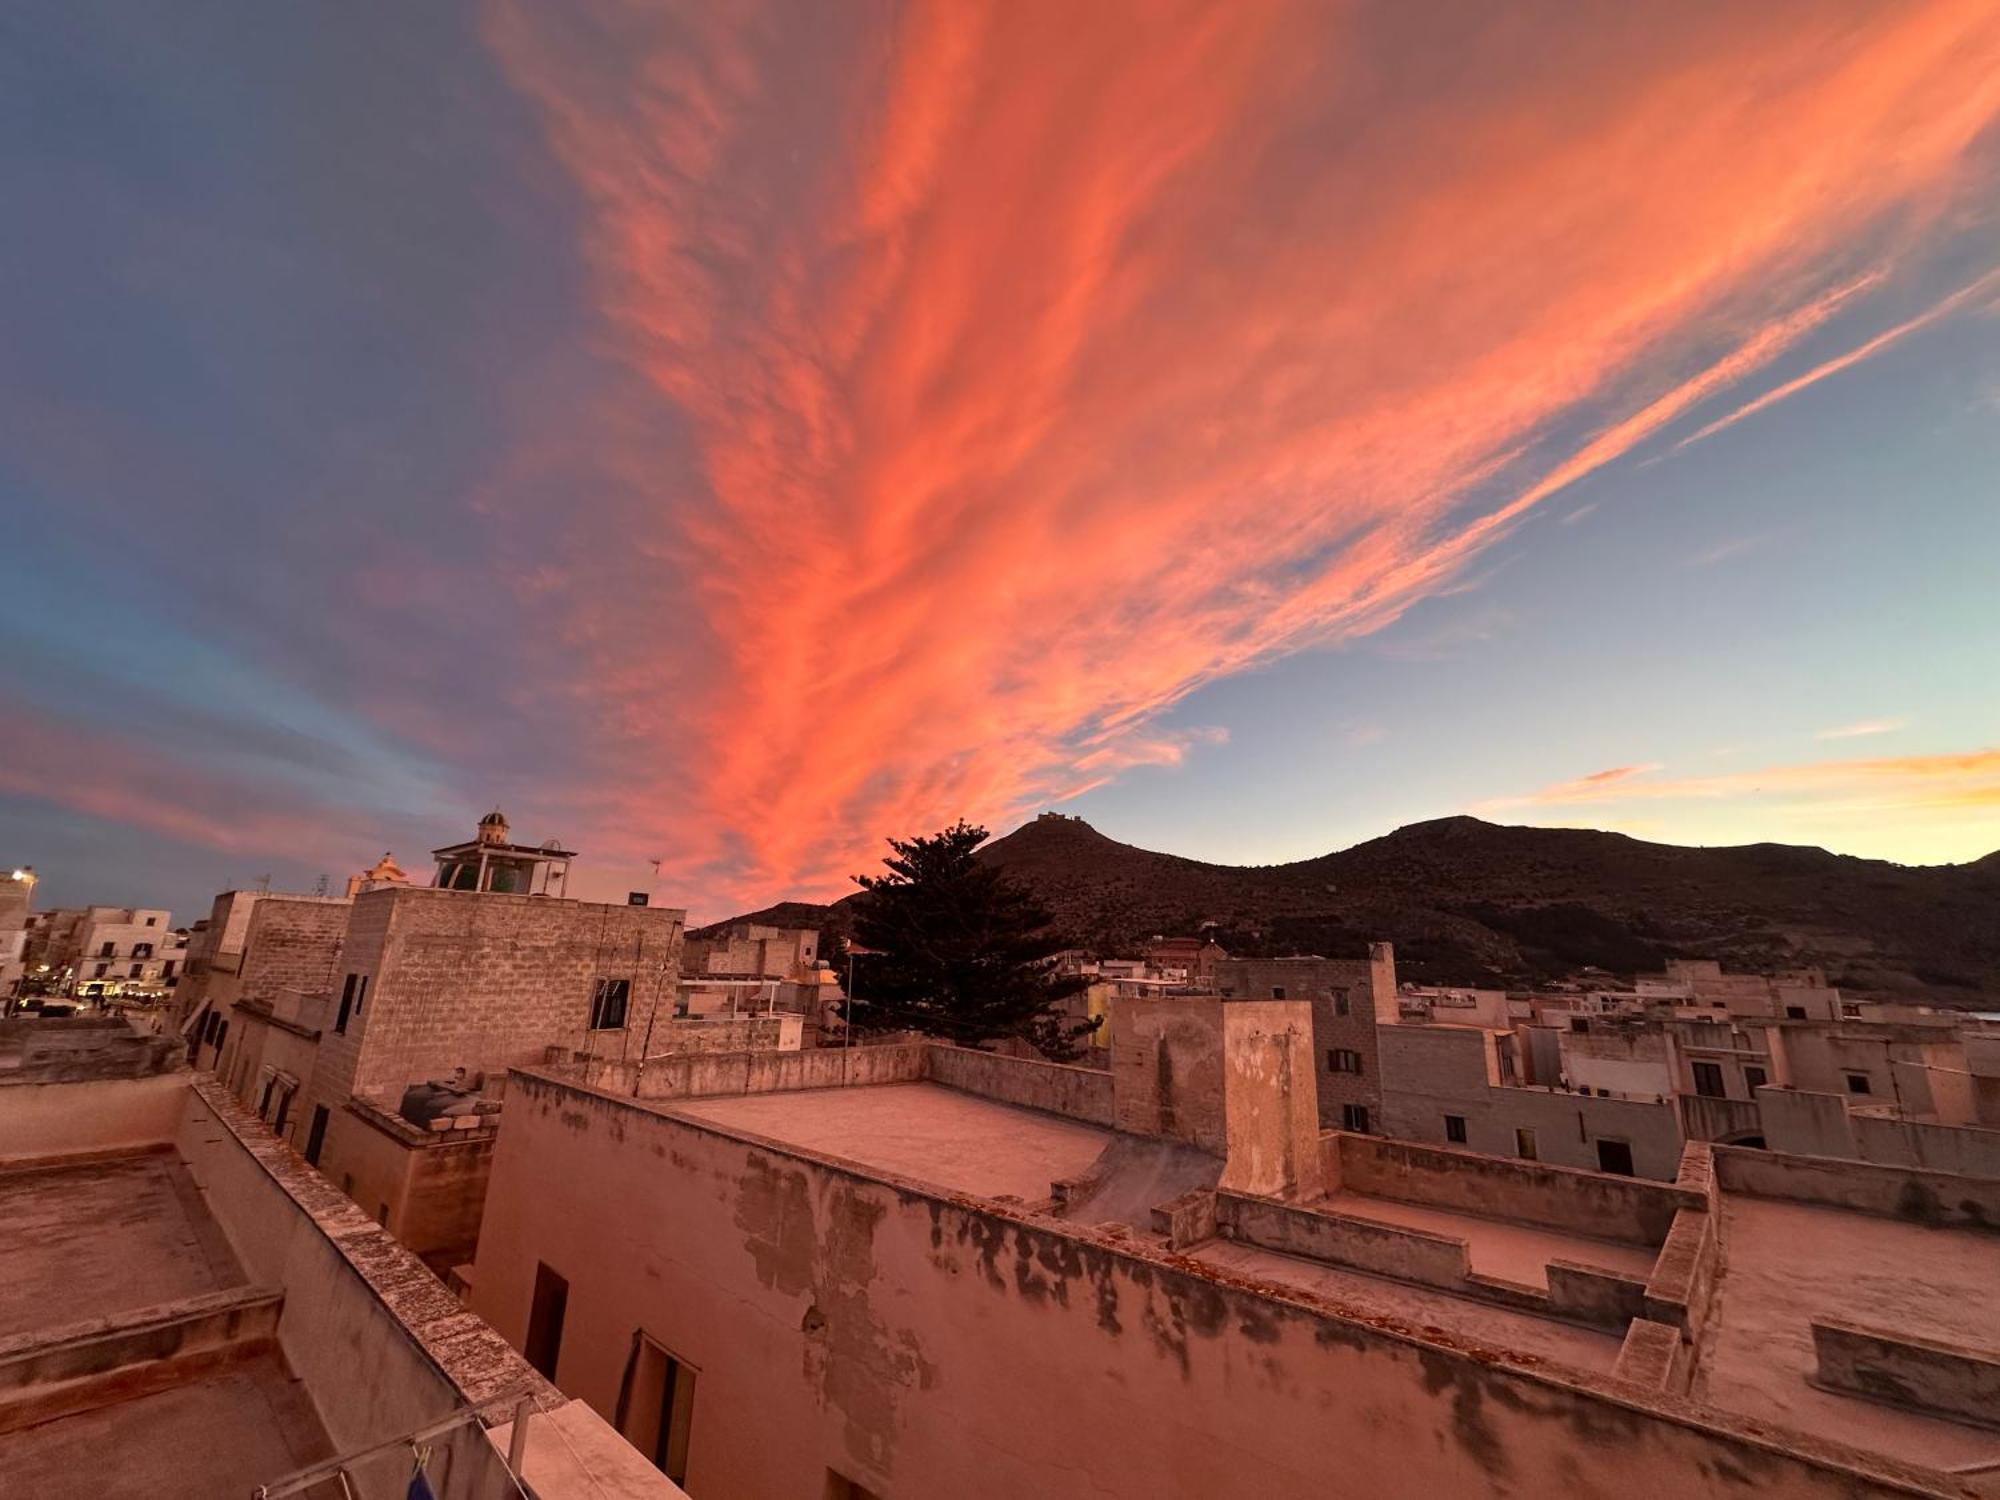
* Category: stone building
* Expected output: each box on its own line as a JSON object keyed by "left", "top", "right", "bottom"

{"left": 193, "top": 815, "right": 686, "bottom": 1269}
{"left": 464, "top": 992, "right": 2000, "bottom": 1497}
{"left": 0, "top": 1013, "right": 683, "bottom": 1498}
{"left": 1212, "top": 944, "right": 1398, "bottom": 1133}
{"left": 17, "top": 903, "right": 187, "bottom": 1001}
{"left": 679, "top": 920, "right": 823, "bottom": 1017}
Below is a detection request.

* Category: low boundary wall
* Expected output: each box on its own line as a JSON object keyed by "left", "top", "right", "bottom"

{"left": 1812, "top": 1319, "right": 2000, "bottom": 1430}
{"left": 924, "top": 1044, "right": 1116, "bottom": 1125}
{"left": 1327, "top": 1132, "right": 1697, "bottom": 1246}
{"left": 1712, "top": 1144, "right": 2000, "bottom": 1229}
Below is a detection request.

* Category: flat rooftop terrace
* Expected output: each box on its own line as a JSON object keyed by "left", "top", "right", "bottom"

{"left": 1699, "top": 1194, "right": 2000, "bottom": 1472}
{"left": 0, "top": 1147, "right": 336, "bottom": 1499}
{"left": 668, "top": 1081, "right": 1116, "bottom": 1203}
{"left": 0, "top": 1150, "right": 242, "bottom": 1332}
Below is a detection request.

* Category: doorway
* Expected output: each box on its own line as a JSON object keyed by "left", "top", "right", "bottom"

{"left": 1595, "top": 1139, "right": 1635, "bottom": 1176}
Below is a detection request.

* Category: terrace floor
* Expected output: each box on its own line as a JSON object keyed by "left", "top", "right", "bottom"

{"left": 1312, "top": 1190, "right": 1660, "bottom": 1287}
{"left": 1, "top": 1348, "right": 336, "bottom": 1500}
{"left": 668, "top": 1081, "right": 1115, "bottom": 1202}
{"left": 1697, "top": 1195, "right": 2000, "bottom": 1471}
{"left": 0, "top": 1148, "right": 244, "bottom": 1330}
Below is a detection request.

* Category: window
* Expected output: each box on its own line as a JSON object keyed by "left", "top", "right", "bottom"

{"left": 1845, "top": 1073, "right": 1872, "bottom": 1096}
{"left": 590, "top": 978, "right": 631, "bottom": 1030}
{"left": 202, "top": 1010, "right": 220, "bottom": 1044}
{"left": 1333, "top": 988, "right": 1350, "bottom": 1018}
{"left": 1785, "top": 1005, "right": 1807, "bottom": 1020}
{"left": 144, "top": 915, "right": 157, "bottom": 926}
{"left": 1270, "top": 985, "right": 1286, "bottom": 1000}
{"left": 94, "top": 964, "right": 109, "bottom": 979}
{"left": 1570, "top": 1017, "right": 1590, "bottom": 1034}
{"left": 162, "top": 961, "right": 177, "bottom": 979}
{"left": 335, "top": 974, "right": 357, "bottom": 1035}
{"left": 1341, "top": 1104, "right": 1370, "bottom": 1132}
{"left": 1743, "top": 1065, "right": 1767, "bottom": 1092}
{"left": 1515, "top": 1127, "right": 1538, "bottom": 1161}
{"left": 1596, "top": 1139, "right": 1636, "bottom": 1176}
{"left": 1328, "top": 1048, "right": 1363, "bottom": 1075}
{"left": 213, "top": 1020, "right": 227, "bottom": 1055}
{"left": 525, "top": 1264, "right": 570, "bottom": 1379}
{"left": 272, "top": 1084, "right": 292, "bottom": 1135}
{"left": 354, "top": 974, "right": 368, "bottom": 1013}
{"left": 99, "top": 941, "right": 115, "bottom": 958}
{"left": 129, "top": 964, "right": 144, "bottom": 979}
{"left": 259, "top": 1077, "right": 276, "bottom": 1118}
{"left": 303, "top": 1103, "right": 328, "bottom": 1163}
{"left": 1691, "top": 1061, "right": 1726, "bottom": 1098}
{"left": 1444, "top": 1114, "right": 1468, "bottom": 1144}
{"left": 133, "top": 942, "right": 153, "bottom": 959}
{"left": 617, "top": 1335, "right": 697, "bottom": 1484}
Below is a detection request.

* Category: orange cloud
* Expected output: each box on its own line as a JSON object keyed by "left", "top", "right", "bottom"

{"left": 482, "top": 0, "right": 2000, "bottom": 901}
{"left": 1477, "top": 748, "right": 2000, "bottom": 861}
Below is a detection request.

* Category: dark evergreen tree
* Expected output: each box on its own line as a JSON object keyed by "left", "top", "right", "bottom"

{"left": 845, "top": 821, "right": 1097, "bottom": 1059}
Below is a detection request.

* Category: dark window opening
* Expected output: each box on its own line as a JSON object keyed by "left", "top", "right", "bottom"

{"left": 1692, "top": 1061, "right": 1726, "bottom": 1098}
{"left": 525, "top": 1264, "right": 570, "bottom": 1380}
{"left": 303, "top": 1103, "right": 328, "bottom": 1163}
{"left": 1341, "top": 1103, "right": 1370, "bottom": 1133}
{"left": 1333, "top": 989, "right": 1350, "bottom": 1017}
{"left": 590, "top": 978, "right": 631, "bottom": 1030}
{"left": 99, "top": 942, "right": 115, "bottom": 958}
{"left": 617, "top": 1335, "right": 697, "bottom": 1485}
{"left": 1270, "top": 985, "right": 1286, "bottom": 1000}
{"left": 1743, "top": 1065, "right": 1767, "bottom": 1092}
{"left": 1516, "top": 1127, "right": 1538, "bottom": 1161}
{"left": 1444, "top": 1114, "right": 1468, "bottom": 1144}
{"left": 1570, "top": 1017, "right": 1590, "bottom": 1033}
{"left": 1328, "top": 1048, "right": 1363, "bottom": 1075}
{"left": 1785, "top": 1005, "right": 1807, "bottom": 1020}
{"left": 335, "top": 974, "right": 357, "bottom": 1035}
{"left": 1845, "top": 1073, "right": 1872, "bottom": 1095}
{"left": 1596, "top": 1139, "right": 1636, "bottom": 1176}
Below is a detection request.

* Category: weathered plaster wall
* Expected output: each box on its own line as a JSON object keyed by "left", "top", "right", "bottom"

{"left": 1213, "top": 954, "right": 1392, "bottom": 1127}
{"left": 569, "top": 1041, "right": 928, "bottom": 1100}
{"left": 471, "top": 1070, "right": 1954, "bottom": 1500}
{"left": 1758, "top": 1088, "right": 2000, "bottom": 1177}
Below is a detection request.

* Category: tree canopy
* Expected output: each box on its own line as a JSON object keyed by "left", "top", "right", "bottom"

{"left": 845, "top": 821, "right": 1097, "bottom": 1060}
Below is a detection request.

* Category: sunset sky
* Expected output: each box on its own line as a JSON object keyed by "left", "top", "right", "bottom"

{"left": 4, "top": 1, "right": 1998, "bottom": 921}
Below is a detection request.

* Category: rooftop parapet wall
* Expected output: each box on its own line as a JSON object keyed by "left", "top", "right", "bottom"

{"left": 1711, "top": 1143, "right": 2000, "bottom": 1228}
{"left": 924, "top": 1044, "right": 1115, "bottom": 1126}
{"left": 176, "top": 1078, "right": 548, "bottom": 1499}
{"left": 1327, "top": 1132, "right": 1698, "bottom": 1247}
{"left": 552, "top": 1041, "right": 928, "bottom": 1099}
{"left": 0, "top": 1016, "right": 181, "bottom": 1084}
{"left": 1811, "top": 1319, "right": 2000, "bottom": 1432}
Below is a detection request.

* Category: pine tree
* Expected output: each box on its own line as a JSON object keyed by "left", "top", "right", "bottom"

{"left": 845, "top": 821, "right": 1097, "bottom": 1060}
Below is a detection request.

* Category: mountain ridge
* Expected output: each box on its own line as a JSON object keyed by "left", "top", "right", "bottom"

{"left": 694, "top": 814, "right": 2000, "bottom": 999}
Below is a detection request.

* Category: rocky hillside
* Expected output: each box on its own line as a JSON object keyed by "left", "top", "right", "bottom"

{"left": 695, "top": 814, "right": 2000, "bottom": 1000}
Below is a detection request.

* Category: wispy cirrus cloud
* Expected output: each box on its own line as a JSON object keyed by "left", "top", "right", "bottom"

{"left": 470, "top": 0, "right": 2000, "bottom": 901}
{"left": 1817, "top": 717, "right": 1910, "bottom": 740}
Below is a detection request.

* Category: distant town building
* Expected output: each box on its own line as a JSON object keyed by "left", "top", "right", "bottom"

{"left": 187, "top": 813, "right": 687, "bottom": 1269}
{"left": 1212, "top": 946, "right": 1399, "bottom": 1133}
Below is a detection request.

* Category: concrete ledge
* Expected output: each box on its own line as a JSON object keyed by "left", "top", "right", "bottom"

{"left": 1547, "top": 1260, "right": 1652, "bottom": 1329}
{"left": 1812, "top": 1318, "right": 2000, "bottom": 1430}
{"left": 0, "top": 1285, "right": 283, "bottom": 1432}
{"left": 1613, "top": 1318, "right": 1687, "bottom": 1393}
{"left": 1642, "top": 1207, "right": 1717, "bottom": 1339}
{"left": 1150, "top": 1188, "right": 1218, "bottom": 1250}
{"left": 562, "top": 1043, "right": 928, "bottom": 1100}
{"left": 1220, "top": 1191, "right": 1473, "bottom": 1290}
